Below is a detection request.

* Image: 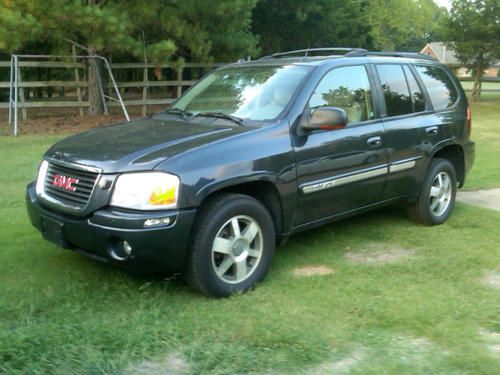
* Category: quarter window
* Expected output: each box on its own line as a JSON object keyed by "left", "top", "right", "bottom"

{"left": 376, "top": 64, "right": 412, "bottom": 117}
{"left": 309, "top": 65, "right": 374, "bottom": 125}
{"left": 415, "top": 65, "right": 458, "bottom": 110}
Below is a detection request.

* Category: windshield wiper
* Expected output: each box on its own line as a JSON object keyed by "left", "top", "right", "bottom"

{"left": 164, "top": 108, "right": 193, "bottom": 118}
{"left": 195, "top": 112, "right": 244, "bottom": 127}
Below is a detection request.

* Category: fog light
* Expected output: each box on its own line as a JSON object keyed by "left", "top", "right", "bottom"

{"left": 144, "top": 217, "right": 171, "bottom": 227}
{"left": 123, "top": 241, "right": 132, "bottom": 256}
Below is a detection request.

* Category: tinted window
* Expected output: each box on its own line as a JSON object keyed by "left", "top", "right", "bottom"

{"left": 415, "top": 65, "right": 458, "bottom": 110}
{"left": 309, "top": 65, "right": 374, "bottom": 124}
{"left": 403, "top": 66, "right": 426, "bottom": 112}
{"left": 376, "top": 64, "right": 412, "bottom": 117}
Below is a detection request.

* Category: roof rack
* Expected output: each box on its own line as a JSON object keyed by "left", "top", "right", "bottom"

{"left": 260, "top": 47, "right": 368, "bottom": 60}
{"left": 344, "top": 51, "right": 437, "bottom": 61}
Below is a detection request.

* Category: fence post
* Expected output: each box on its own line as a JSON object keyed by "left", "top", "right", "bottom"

{"left": 72, "top": 46, "right": 84, "bottom": 116}
{"left": 176, "top": 66, "right": 183, "bottom": 98}
{"left": 18, "top": 64, "right": 28, "bottom": 121}
{"left": 142, "top": 65, "right": 148, "bottom": 117}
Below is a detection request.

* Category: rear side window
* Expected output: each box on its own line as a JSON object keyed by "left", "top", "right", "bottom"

{"left": 403, "top": 66, "right": 426, "bottom": 113}
{"left": 376, "top": 64, "right": 412, "bottom": 117}
{"left": 415, "top": 65, "right": 458, "bottom": 110}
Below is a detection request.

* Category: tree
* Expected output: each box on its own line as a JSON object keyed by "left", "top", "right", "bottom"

{"left": 363, "top": 0, "right": 444, "bottom": 51}
{"left": 252, "top": 0, "right": 371, "bottom": 56}
{"left": 0, "top": 0, "right": 258, "bottom": 115}
{"left": 443, "top": 0, "right": 500, "bottom": 101}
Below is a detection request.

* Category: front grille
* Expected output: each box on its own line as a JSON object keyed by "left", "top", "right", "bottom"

{"left": 43, "top": 162, "right": 99, "bottom": 208}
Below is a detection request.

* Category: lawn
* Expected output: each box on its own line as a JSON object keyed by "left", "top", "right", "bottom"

{"left": 0, "top": 98, "right": 499, "bottom": 374}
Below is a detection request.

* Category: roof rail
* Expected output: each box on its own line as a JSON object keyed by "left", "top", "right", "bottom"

{"left": 344, "top": 51, "right": 437, "bottom": 61}
{"left": 260, "top": 47, "right": 368, "bottom": 60}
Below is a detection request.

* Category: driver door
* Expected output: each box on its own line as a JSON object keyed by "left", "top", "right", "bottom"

{"left": 293, "top": 65, "right": 387, "bottom": 224}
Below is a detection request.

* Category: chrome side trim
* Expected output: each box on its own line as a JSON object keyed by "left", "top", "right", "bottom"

{"left": 389, "top": 160, "right": 415, "bottom": 173}
{"left": 388, "top": 156, "right": 422, "bottom": 174}
{"left": 301, "top": 165, "right": 388, "bottom": 194}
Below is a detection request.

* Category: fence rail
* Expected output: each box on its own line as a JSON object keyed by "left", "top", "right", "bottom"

{"left": 0, "top": 60, "right": 219, "bottom": 115}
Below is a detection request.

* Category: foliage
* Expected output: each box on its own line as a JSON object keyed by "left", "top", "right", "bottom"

{"left": 443, "top": 0, "right": 500, "bottom": 101}
{"left": 252, "top": 0, "right": 371, "bottom": 55}
{"left": 252, "top": 0, "right": 445, "bottom": 55}
{"left": 363, "top": 0, "right": 445, "bottom": 51}
{"left": 0, "top": 0, "right": 258, "bottom": 62}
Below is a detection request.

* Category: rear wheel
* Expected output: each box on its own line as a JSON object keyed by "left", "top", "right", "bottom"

{"left": 407, "top": 158, "right": 457, "bottom": 225}
{"left": 185, "top": 193, "right": 275, "bottom": 297}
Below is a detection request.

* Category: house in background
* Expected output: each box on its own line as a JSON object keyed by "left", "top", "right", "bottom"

{"left": 420, "top": 42, "right": 499, "bottom": 78}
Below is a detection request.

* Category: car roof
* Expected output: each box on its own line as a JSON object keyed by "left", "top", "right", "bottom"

{"left": 222, "top": 48, "right": 440, "bottom": 69}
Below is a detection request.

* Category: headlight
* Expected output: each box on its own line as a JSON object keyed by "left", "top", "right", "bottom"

{"left": 36, "top": 160, "right": 49, "bottom": 196}
{"left": 110, "top": 172, "right": 180, "bottom": 210}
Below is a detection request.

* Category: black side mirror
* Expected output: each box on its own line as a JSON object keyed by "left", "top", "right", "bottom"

{"left": 302, "top": 107, "right": 348, "bottom": 131}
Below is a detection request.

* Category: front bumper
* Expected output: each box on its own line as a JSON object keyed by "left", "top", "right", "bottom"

{"left": 26, "top": 182, "right": 196, "bottom": 272}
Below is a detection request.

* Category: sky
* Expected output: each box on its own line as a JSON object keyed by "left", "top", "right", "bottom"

{"left": 433, "top": 0, "right": 451, "bottom": 10}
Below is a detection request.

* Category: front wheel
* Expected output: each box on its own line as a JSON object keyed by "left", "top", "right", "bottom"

{"left": 185, "top": 194, "right": 275, "bottom": 297}
{"left": 407, "top": 158, "right": 457, "bottom": 225}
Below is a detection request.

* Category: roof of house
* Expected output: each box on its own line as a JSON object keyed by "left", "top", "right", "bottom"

{"left": 420, "top": 42, "right": 461, "bottom": 65}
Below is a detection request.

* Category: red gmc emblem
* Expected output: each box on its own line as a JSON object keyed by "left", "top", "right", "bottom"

{"left": 52, "top": 174, "right": 79, "bottom": 192}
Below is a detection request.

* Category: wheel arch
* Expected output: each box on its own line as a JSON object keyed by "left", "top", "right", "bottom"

{"left": 195, "top": 177, "right": 285, "bottom": 235}
{"left": 431, "top": 143, "right": 465, "bottom": 187}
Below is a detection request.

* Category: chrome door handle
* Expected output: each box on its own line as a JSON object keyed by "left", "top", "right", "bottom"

{"left": 367, "top": 136, "right": 382, "bottom": 146}
{"left": 426, "top": 126, "right": 438, "bottom": 135}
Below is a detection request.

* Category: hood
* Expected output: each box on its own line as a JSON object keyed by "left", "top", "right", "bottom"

{"left": 44, "top": 115, "right": 248, "bottom": 173}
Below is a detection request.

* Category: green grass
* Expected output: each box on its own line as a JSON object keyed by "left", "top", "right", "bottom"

{"left": 0, "top": 100, "right": 499, "bottom": 374}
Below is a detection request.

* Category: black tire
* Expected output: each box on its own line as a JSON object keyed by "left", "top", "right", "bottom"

{"left": 185, "top": 193, "right": 275, "bottom": 297}
{"left": 407, "top": 158, "right": 457, "bottom": 225}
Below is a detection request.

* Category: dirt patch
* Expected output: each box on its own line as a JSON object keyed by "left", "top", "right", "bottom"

{"left": 2, "top": 114, "right": 129, "bottom": 136}
{"left": 293, "top": 265, "right": 335, "bottom": 277}
{"left": 480, "top": 329, "right": 500, "bottom": 356}
{"left": 344, "top": 243, "right": 414, "bottom": 265}
{"left": 311, "top": 348, "right": 366, "bottom": 374}
{"left": 457, "top": 189, "right": 500, "bottom": 212}
{"left": 127, "top": 352, "right": 190, "bottom": 375}
{"left": 483, "top": 271, "right": 500, "bottom": 288}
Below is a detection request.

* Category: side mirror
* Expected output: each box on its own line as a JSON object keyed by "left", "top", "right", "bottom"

{"left": 302, "top": 107, "right": 348, "bottom": 131}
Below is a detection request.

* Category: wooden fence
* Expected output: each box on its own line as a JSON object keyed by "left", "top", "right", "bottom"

{"left": 0, "top": 60, "right": 219, "bottom": 120}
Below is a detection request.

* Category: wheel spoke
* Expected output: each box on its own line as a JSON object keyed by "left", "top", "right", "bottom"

{"left": 437, "top": 173, "right": 443, "bottom": 188}
{"left": 242, "top": 222, "right": 259, "bottom": 243}
{"left": 216, "top": 257, "right": 234, "bottom": 277}
{"left": 231, "top": 218, "right": 241, "bottom": 237}
{"left": 442, "top": 176, "right": 450, "bottom": 192}
{"left": 430, "top": 198, "right": 439, "bottom": 211}
{"left": 213, "top": 237, "right": 233, "bottom": 255}
{"left": 235, "top": 260, "right": 247, "bottom": 280}
{"left": 430, "top": 186, "right": 440, "bottom": 198}
{"left": 247, "top": 249, "right": 260, "bottom": 258}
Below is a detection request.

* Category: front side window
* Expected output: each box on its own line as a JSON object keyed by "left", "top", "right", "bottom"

{"left": 415, "top": 65, "right": 458, "bottom": 110}
{"left": 308, "top": 65, "right": 374, "bottom": 125}
{"left": 376, "top": 64, "right": 412, "bottom": 117}
{"left": 173, "top": 65, "right": 311, "bottom": 121}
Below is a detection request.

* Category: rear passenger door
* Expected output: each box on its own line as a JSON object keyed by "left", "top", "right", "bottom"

{"left": 375, "top": 63, "right": 461, "bottom": 200}
{"left": 374, "top": 63, "right": 437, "bottom": 199}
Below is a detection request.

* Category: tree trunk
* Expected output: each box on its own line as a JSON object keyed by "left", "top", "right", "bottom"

{"left": 470, "top": 65, "right": 483, "bottom": 103}
{"left": 88, "top": 46, "right": 105, "bottom": 115}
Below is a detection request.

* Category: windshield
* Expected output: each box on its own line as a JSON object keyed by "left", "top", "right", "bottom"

{"left": 172, "top": 65, "right": 311, "bottom": 121}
